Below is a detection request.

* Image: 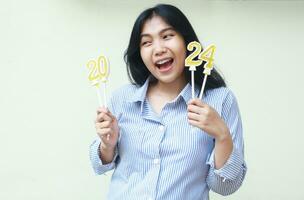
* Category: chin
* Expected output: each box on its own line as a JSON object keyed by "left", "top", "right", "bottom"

{"left": 156, "top": 75, "right": 179, "bottom": 84}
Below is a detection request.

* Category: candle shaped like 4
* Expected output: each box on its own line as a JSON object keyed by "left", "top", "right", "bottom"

{"left": 198, "top": 45, "right": 216, "bottom": 99}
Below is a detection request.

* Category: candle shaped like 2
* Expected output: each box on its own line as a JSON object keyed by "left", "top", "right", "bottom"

{"left": 185, "top": 41, "right": 203, "bottom": 99}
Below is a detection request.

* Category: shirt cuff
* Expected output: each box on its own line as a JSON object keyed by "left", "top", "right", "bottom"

{"left": 206, "top": 145, "right": 244, "bottom": 181}
{"left": 90, "top": 139, "right": 118, "bottom": 174}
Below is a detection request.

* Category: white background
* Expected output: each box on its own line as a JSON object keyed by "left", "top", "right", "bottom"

{"left": 1, "top": 0, "right": 304, "bottom": 199}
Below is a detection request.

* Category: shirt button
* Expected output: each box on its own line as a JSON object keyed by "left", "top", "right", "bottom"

{"left": 153, "top": 158, "right": 160, "bottom": 165}
{"left": 159, "top": 125, "right": 165, "bottom": 131}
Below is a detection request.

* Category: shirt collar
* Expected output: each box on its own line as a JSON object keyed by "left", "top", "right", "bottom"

{"left": 172, "top": 82, "right": 200, "bottom": 104}
{"left": 126, "top": 76, "right": 199, "bottom": 113}
{"left": 126, "top": 76, "right": 151, "bottom": 104}
{"left": 178, "top": 83, "right": 193, "bottom": 103}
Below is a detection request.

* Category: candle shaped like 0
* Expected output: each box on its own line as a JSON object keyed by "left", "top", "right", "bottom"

{"left": 97, "top": 55, "right": 110, "bottom": 108}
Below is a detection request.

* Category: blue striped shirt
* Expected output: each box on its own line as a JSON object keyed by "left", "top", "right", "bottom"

{"left": 90, "top": 78, "right": 247, "bottom": 200}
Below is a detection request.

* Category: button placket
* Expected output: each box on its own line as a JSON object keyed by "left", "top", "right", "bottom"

{"left": 158, "top": 125, "right": 165, "bottom": 132}
{"left": 153, "top": 158, "right": 160, "bottom": 165}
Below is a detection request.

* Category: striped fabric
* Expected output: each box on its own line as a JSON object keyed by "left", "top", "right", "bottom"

{"left": 90, "top": 77, "right": 247, "bottom": 200}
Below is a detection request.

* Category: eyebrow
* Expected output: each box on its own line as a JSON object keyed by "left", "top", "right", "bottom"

{"left": 140, "top": 27, "right": 175, "bottom": 39}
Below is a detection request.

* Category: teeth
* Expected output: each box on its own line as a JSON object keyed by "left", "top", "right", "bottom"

{"left": 156, "top": 58, "right": 171, "bottom": 65}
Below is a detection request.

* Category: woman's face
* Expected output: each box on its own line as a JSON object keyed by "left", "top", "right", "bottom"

{"left": 140, "top": 15, "right": 186, "bottom": 85}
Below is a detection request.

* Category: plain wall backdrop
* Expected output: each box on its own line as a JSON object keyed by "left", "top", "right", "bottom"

{"left": 1, "top": 0, "right": 304, "bottom": 199}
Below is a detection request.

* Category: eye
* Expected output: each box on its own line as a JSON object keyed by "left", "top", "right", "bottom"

{"left": 141, "top": 40, "right": 151, "bottom": 47}
{"left": 163, "top": 33, "right": 174, "bottom": 40}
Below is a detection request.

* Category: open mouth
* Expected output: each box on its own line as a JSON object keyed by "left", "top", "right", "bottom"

{"left": 155, "top": 58, "right": 174, "bottom": 72}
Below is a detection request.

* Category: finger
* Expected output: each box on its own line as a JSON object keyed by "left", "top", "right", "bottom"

{"left": 188, "top": 98, "right": 206, "bottom": 107}
{"left": 100, "top": 120, "right": 111, "bottom": 128}
{"left": 96, "top": 112, "right": 112, "bottom": 122}
{"left": 188, "top": 119, "right": 200, "bottom": 127}
{"left": 97, "top": 128, "right": 112, "bottom": 136}
{"left": 97, "top": 107, "right": 114, "bottom": 121}
{"left": 97, "top": 106, "right": 108, "bottom": 114}
{"left": 187, "top": 104, "right": 204, "bottom": 114}
{"left": 95, "top": 121, "right": 111, "bottom": 129}
{"left": 187, "top": 112, "right": 201, "bottom": 121}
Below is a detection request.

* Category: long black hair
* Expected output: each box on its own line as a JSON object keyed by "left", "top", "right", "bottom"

{"left": 124, "top": 4, "right": 226, "bottom": 92}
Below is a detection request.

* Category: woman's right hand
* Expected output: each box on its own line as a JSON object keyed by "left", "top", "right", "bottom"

{"left": 95, "top": 106, "right": 119, "bottom": 151}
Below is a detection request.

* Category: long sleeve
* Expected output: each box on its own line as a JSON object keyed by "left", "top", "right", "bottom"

{"left": 206, "top": 90, "right": 247, "bottom": 195}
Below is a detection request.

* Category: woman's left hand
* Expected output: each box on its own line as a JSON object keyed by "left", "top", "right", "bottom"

{"left": 187, "top": 98, "right": 230, "bottom": 140}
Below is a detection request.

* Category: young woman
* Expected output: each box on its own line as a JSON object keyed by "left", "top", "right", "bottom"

{"left": 90, "top": 4, "right": 247, "bottom": 200}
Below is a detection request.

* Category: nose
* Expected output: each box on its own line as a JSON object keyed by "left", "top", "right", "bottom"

{"left": 153, "top": 40, "right": 167, "bottom": 56}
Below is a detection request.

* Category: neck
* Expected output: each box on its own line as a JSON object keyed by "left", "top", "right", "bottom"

{"left": 150, "top": 76, "right": 187, "bottom": 101}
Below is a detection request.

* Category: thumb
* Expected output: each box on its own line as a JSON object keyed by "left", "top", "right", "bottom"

{"left": 107, "top": 110, "right": 117, "bottom": 121}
